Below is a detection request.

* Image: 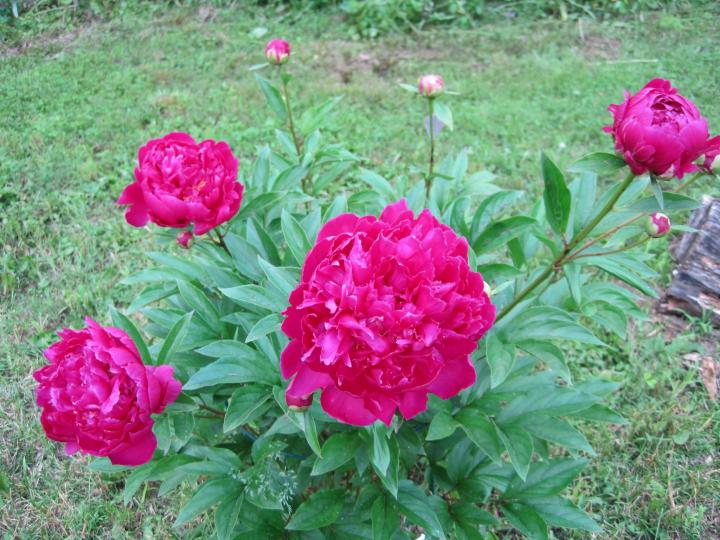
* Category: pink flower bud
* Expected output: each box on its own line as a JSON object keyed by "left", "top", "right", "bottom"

{"left": 176, "top": 230, "right": 193, "bottom": 248}
{"left": 646, "top": 212, "right": 671, "bottom": 238}
{"left": 265, "top": 39, "right": 290, "bottom": 65}
{"left": 286, "top": 393, "right": 313, "bottom": 411}
{"left": 418, "top": 74, "right": 444, "bottom": 97}
{"left": 702, "top": 136, "right": 720, "bottom": 173}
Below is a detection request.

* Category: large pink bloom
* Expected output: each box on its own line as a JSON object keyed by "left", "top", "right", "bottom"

{"left": 280, "top": 200, "right": 496, "bottom": 426}
{"left": 33, "top": 318, "right": 181, "bottom": 466}
{"left": 118, "top": 132, "right": 243, "bottom": 235}
{"left": 604, "top": 79, "right": 711, "bottom": 179}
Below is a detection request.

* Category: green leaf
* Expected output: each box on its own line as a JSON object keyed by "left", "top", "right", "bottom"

{"left": 452, "top": 502, "right": 498, "bottom": 528}
{"left": 299, "top": 96, "right": 343, "bottom": 135}
{"left": 303, "top": 410, "right": 322, "bottom": 458}
{"left": 196, "top": 340, "right": 258, "bottom": 359}
{"left": 581, "top": 257, "right": 658, "bottom": 298}
{"left": 519, "top": 340, "right": 571, "bottom": 383}
{"left": 504, "top": 306, "right": 604, "bottom": 346}
{"left": 568, "top": 404, "right": 627, "bottom": 424}
{"left": 215, "top": 493, "right": 245, "bottom": 540}
{"left": 397, "top": 480, "right": 446, "bottom": 539}
{"left": 286, "top": 489, "right": 346, "bottom": 531}
{"left": 626, "top": 192, "right": 699, "bottom": 213}
{"left": 564, "top": 262, "right": 582, "bottom": 306}
{"left": 255, "top": 74, "right": 287, "bottom": 121}
{"left": 426, "top": 411, "right": 459, "bottom": 441}
{"left": 541, "top": 153, "right": 572, "bottom": 237}
{"left": 398, "top": 83, "right": 419, "bottom": 93}
{"left": 311, "top": 433, "right": 360, "bottom": 476}
{"left": 220, "top": 284, "right": 288, "bottom": 312}
{"left": 433, "top": 101, "right": 454, "bottom": 131}
{"left": 571, "top": 172, "right": 598, "bottom": 234}
{"left": 567, "top": 152, "right": 627, "bottom": 174}
{"left": 122, "top": 461, "right": 158, "bottom": 505}
{"left": 184, "top": 356, "right": 278, "bottom": 390}
{"left": 502, "top": 503, "right": 548, "bottom": 540}
{"left": 523, "top": 496, "right": 602, "bottom": 532}
{"left": 485, "top": 333, "right": 517, "bottom": 388}
{"left": 174, "top": 478, "right": 242, "bottom": 527}
{"left": 372, "top": 494, "right": 401, "bottom": 540}
{"left": 505, "top": 458, "right": 587, "bottom": 498}
{"left": 157, "top": 311, "right": 193, "bottom": 365}
{"left": 476, "top": 263, "right": 523, "bottom": 283}
{"left": 375, "top": 436, "right": 400, "bottom": 497}
{"left": 358, "top": 168, "right": 397, "bottom": 202}
{"left": 498, "top": 388, "right": 599, "bottom": 424}
{"left": 473, "top": 216, "right": 536, "bottom": 254}
{"left": 455, "top": 409, "right": 503, "bottom": 464}
{"left": 177, "top": 280, "right": 220, "bottom": 329}
{"left": 245, "top": 313, "right": 282, "bottom": 343}
{"left": 497, "top": 424, "right": 534, "bottom": 481}
{"left": 257, "top": 259, "right": 299, "bottom": 298}
{"left": 223, "top": 232, "right": 263, "bottom": 281}
{"left": 109, "top": 307, "right": 152, "bottom": 365}
{"left": 281, "top": 209, "right": 312, "bottom": 265}
{"left": 370, "top": 424, "right": 391, "bottom": 475}
{"left": 224, "top": 386, "right": 272, "bottom": 433}
{"left": 650, "top": 176, "right": 665, "bottom": 210}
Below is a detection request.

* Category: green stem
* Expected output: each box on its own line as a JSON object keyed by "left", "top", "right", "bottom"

{"left": 675, "top": 171, "right": 704, "bottom": 193}
{"left": 569, "top": 237, "right": 650, "bottom": 261}
{"left": 495, "top": 170, "right": 636, "bottom": 323}
{"left": 426, "top": 97, "right": 435, "bottom": 200}
{"left": 279, "top": 67, "right": 302, "bottom": 157}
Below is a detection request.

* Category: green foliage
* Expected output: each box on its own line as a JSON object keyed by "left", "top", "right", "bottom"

{"left": 3, "top": 4, "right": 719, "bottom": 539}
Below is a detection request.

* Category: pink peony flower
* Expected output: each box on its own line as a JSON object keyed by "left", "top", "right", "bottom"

{"left": 604, "top": 79, "right": 712, "bottom": 180}
{"left": 418, "top": 74, "right": 444, "bottom": 97}
{"left": 33, "top": 318, "right": 182, "bottom": 466}
{"left": 646, "top": 212, "right": 671, "bottom": 238}
{"left": 176, "top": 230, "right": 193, "bottom": 249}
{"left": 702, "top": 136, "right": 720, "bottom": 173}
{"left": 280, "top": 200, "right": 496, "bottom": 426}
{"left": 118, "top": 132, "right": 243, "bottom": 236}
{"left": 265, "top": 38, "right": 290, "bottom": 65}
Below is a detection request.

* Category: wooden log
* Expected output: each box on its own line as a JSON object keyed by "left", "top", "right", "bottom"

{"left": 664, "top": 196, "right": 720, "bottom": 325}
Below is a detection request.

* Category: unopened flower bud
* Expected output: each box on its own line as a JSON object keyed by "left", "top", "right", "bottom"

{"left": 287, "top": 393, "right": 313, "bottom": 411}
{"left": 176, "top": 230, "right": 194, "bottom": 248}
{"left": 418, "top": 74, "right": 444, "bottom": 97}
{"left": 645, "top": 212, "right": 671, "bottom": 238}
{"left": 265, "top": 38, "right": 290, "bottom": 65}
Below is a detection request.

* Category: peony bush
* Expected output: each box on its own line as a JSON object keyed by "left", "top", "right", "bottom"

{"left": 33, "top": 39, "right": 719, "bottom": 539}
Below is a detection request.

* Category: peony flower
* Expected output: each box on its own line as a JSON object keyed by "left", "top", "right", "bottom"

{"left": 265, "top": 38, "right": 290, "bottom": 65}
{"left": 702, "top": 136, "right": 720, "bottom": 173}
{"left": 33, "top": 318, "right": 182, "bottom": 466}
{"left": 645, "top": 212, "right": 671, "bottom": 238}
{"left": 418, "top": 74, "right": 444, "bottom": 97}
{"left": 118, "top": 132, "right": 243, "bottom": 236}
{"left": 280, "top": 200, "right": 496, "bottom": 426}
{"left": 176, "top": 230, "right": 194, "bottom": 249}
{"left": 604, "top": 79, "right": 712, "bottom": 179}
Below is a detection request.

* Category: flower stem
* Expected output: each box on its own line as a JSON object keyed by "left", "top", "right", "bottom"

{"left": 198, "top": 402, "right": 225, "bottom": 417}
{"left": 675, "top": 171, "right": 704, "bottom": 193}
{"left": 211, "top": 229, "right": 230, "bottom": 255}
{"left": 568, "top": 237, "right": 650, "bottom": 261}
{"left": 570, "top": 213, "right": 645, "bottom": 257}
{"left": 426, "top": 98, "right": 436, "bottom": 201}
{"left": 495, "top": 170, "right": 636, "bottom": 323}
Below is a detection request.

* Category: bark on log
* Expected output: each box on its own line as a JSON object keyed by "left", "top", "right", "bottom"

{"left": 664, "top": 196, "right": 720, "bottom": 325}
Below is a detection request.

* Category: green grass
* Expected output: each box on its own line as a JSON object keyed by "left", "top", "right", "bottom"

{"left": 1, "top": 4, "right": 719, "bottom": 538}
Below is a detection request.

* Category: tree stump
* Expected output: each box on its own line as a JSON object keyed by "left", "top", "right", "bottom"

{"left": 664, "top": 196, "right": 720, "bottom": 326}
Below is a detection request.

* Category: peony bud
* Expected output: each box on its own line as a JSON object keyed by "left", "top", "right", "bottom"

{"left": 645, "top": 212, "right": 671, "bottom": 238}
{"left": 265, "top": 38, "right": 290, "bottom": 65}
{"left": 287, "top": 393, "right": 313, "bottom": 411}
{"left": 418, "top": 74, "right": 444, "bottom": 97}
{"left": 702, "top": 137, "right": 720, "bottom": 173}
{"left": 176, "top": 230, "right": 194, "bottom": 248}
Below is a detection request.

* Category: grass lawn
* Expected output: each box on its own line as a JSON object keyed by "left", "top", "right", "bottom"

{"left": 1, "top": 4, "right": 719, "bottom": 538}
